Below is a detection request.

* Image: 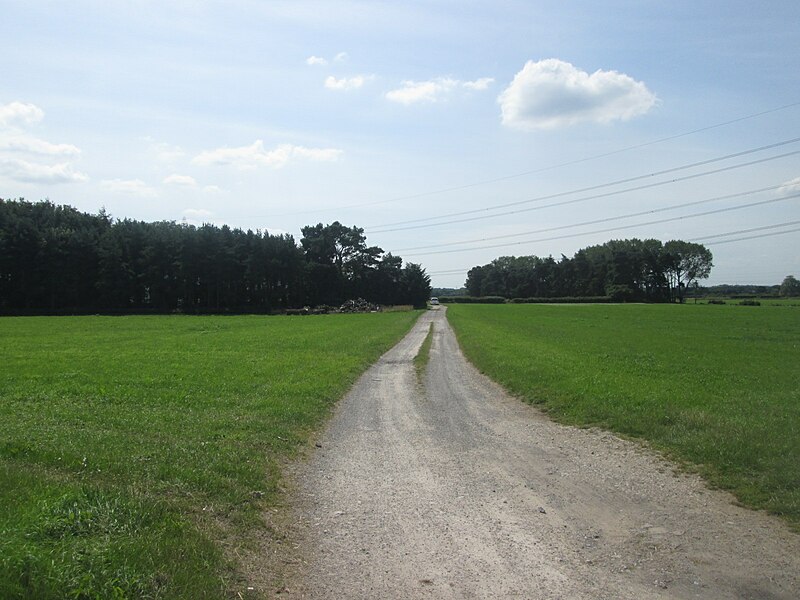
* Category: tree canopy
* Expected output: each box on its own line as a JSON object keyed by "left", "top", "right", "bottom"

{"left": 465, "top": 238, "right": 713, "bottom": 302}
{"left": 780, "top": 275, "right": 800, "bottom": 297}
{"left": 0, "top": 200, "right": 431, "bottom": 313}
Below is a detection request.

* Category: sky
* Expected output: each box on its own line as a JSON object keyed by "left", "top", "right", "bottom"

{"left": 1, "top": 0, "right": 798, "bottom": 288}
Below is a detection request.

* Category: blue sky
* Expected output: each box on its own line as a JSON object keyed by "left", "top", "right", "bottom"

{"left": 1, "top": 0, "right": 798, "bottom": 288}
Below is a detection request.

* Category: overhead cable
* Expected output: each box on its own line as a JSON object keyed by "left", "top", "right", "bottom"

{"left": 401, "top": 193, "right": 800, "bottom": 257}
{"left": 392, "top": 183, "right": 789, "bottom": 252}
{"left": 366, "top": 137, "right": 800, "bottom": 231}
{"left": 268, "top": 101, "right": 800, "bottom": 218}
{"left": 370, "top": 149, "right": 800, "bottom": 234}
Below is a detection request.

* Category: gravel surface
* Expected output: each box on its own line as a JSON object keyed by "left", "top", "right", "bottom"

{"left": 283, "top": 307, "right": 799, "bottom": 598}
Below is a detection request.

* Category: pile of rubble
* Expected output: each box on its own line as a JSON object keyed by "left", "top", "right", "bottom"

{"left": 286, "top": 298, "right": 381, "bottom": 316}
{"left": 338, "top": 298, "right": 381, "bottom": 313}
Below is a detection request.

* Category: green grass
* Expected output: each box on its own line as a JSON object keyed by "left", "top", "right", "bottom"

{"left": 446, "top": 303, "right": 800, "bottom": 528}
{"left": 0, "top": 312, "right": 419, "bottom": 599}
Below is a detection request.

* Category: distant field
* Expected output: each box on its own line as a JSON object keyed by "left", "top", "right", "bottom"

{"left": 447, "top": 303, "right": 800, "bottom": 528}
{"left": 0, "top": 312, "right": 419, "bottom": 599}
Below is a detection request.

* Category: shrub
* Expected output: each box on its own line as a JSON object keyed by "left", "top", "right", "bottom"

{"left": 738, "top": 299, "right": 761, "bottom": 306}
{"left": 707, "top": 299, "right": 726, "bottom": 305}
{"left": 439, "top": 296, "right": 506, "bottom": 304}
{"left": 509, "top": 296, "right": 613, "bottom": 304}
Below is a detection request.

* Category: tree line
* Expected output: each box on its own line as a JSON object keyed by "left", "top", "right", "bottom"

{"left": 465, "top": 238, "right": 713, "bottom": 302}
{"left": 0, "top": 199, "right": 431, "bottom": 313}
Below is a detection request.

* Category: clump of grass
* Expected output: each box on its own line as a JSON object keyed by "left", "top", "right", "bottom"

{"left": 414, "top": 323, "right": 434, "bottom": 383}
{"left": 447, "top": 303, "right": 800, "bottom": 529}
{"left": 0, "top": 312, "right": 420, "bottom": 598}
{"left": 738, "top": 299, "right": 761, "bottom": 306}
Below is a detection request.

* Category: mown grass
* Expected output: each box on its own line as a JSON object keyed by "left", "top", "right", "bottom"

{"left": 0, "top": 312, "right": 419, "bottom": 599}
{"left": 446, "top": 303, "right": 800, "bottom": 528}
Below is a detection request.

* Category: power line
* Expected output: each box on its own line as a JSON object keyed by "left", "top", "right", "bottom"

{"left": 689, "top": 220, "right": 800, "bottom": 241}
{"left": 428, "top": 269, "right": 468, "bottom": 276}
{"left": 426, "top": 222, "right": 800, "bottom": 281}
{"left": 401, "top": 193, "right": 799, "bottom": 257}
{"left": 366, "top": 137, "right": 800, "bottom": 231}
{"left": 694, "top": 227, "right": 800, "bottom": 246}
{"left": 370, "top": 149, "right": 800, "bottom": 234}
{"left": 392, "top": 183, "right": 788, "bottom": 252}
{"left": 267, "top": 101, "right": 800, "bottom": 218}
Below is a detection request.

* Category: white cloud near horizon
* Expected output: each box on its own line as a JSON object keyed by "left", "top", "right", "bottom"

{"left": 163, "top": 173, "right": 197, "bottom": 186}
{"left": 325, "top": 75, "right": 369, "bottom": 91}
{"left": 386, "top": 76, "right": 494, "bottom": 104}
{"left": 498, "top": 59, "right": 657, "bottom": 130}
{"left": 192, "top": 140, "right": 343, "bottom": 169}
{"left": 100, "top": 178, "right": 158, "bottom": 197}
{"left": 0, "top": 158, "right": 88, "bottom": 184}
{"left": 0, "top": 101, "right": 87, "bottom": 183}
{"left": 182, "top": 208, "right": 215, "bottom": 225}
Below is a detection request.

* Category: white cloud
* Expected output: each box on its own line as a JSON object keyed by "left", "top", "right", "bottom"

{"left": 778, "top": 177, "right": 800, "bottom": 195}
{"left": 0, "top": 101, "right": 44, "bottom": 127}
{"left": 100, "top": 178, "right": 158, "bottom": 197}
{"left": 163, "top": 173, "right": 197, "bottom": 186}
{"left": 0, "top": 135, "right": 81, "bottom": 156}
{"left": 202, "top": 185, "right": 224, "bottom": 194}
{"left": 0, "top": 101, "right": 86, "bottom": 184}
{"left": 498, "top": 58, "right": 657, "bottom": 130}
{"left": 463, "top": 77, "right": 495, "bottom": 91}
{"left": 0, "top": 157, "right": 88, "bottom": 183}
{"left": 386, "top": 78, "right": 459, "bottom": 104}
{"left": 192, "top": 140, "right": 343, "bottom": 169}
{"left": 324, "top": 75, "right": 369, "bottom": 91}
{"left": 182, "top": 208, "right": 214, "bottom": 224}
{"left": 386, "top": 76, "right": 494, "bottom": 104}
{"left": 307, "top": 51, "right": 348, "bottom": 66}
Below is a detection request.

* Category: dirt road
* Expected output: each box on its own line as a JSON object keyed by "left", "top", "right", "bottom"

{"left": 286, "top": 307, "right": 799, "bottom": 598}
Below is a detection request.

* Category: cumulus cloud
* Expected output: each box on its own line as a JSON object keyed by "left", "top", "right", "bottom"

{"left": 0, "top": 101, "right": 44, "bottom": 127}
{"left": 307, "top": 52, "right": 348, "bottom": 66}
{"left": 463, "top": 77, "right": 495, "bottom": 91}
{"left": 0, "top": 158, "right": 88, "bottom": 183}
{"left": 324, "top": 75, "right": 369, "bottom": 91}
{"left": 163, "top": 173, "right": 197, "bottom": 186}
{"left": 498, "top": 59, "right": 657, "bottom": 130}
{"left": 100, "top": 178, "right": 158, "bottom": 197}
{"left": 0, "top": 101, "right": 87, "bottom": 184}
{"left": 386, "top": 76, "right": 494, "bottom": 104}
{"left": 192, "top": 140, "right": 343, "bottom": 170}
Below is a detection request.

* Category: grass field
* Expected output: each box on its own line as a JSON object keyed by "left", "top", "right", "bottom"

{"left": 0, "top": 312, "right": 419, "bottom": 599}
{"left": 446, "top": 303, "right": 800, "bottom": 529}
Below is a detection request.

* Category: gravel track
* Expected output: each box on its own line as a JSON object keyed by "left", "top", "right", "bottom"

{"left": 285, "top": 307, "right": 799, "bottom": 598}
